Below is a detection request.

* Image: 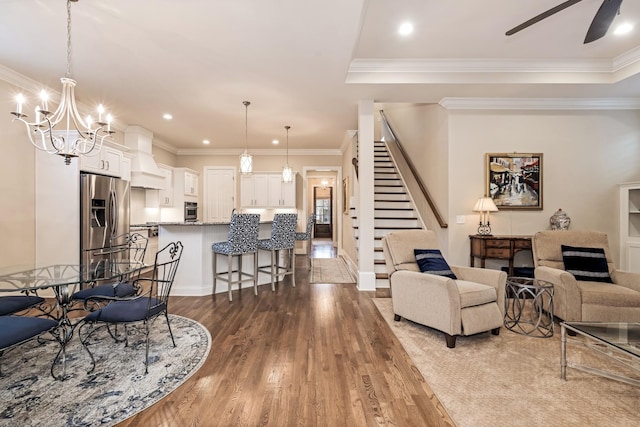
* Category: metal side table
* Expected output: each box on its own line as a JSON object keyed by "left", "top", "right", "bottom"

{"left": 504, "top": 277, "right": 554, "bottom": 338}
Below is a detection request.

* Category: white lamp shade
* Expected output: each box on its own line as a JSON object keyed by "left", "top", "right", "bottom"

{"left": 282, "top": 165, "right": 293, "bottom": 183}
{"left": 473, "top": 196, "right": 498, "bottom": 213}
{"left": 239, "top": 151, "right": 253, "bottom": 174}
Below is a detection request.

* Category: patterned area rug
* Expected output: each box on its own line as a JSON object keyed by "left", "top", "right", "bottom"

{"left": 310, "top": 258, "right": 356, "bottom": 284}
{"left": 372, "top": 298, "right": 640, "bottom": 427}
{"left": 0, "top": 315, "right": 210, "bottom": 427}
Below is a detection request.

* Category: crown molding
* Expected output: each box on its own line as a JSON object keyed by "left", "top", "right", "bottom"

{"left": 349, "top": 58, "right": 612, "bottom": 73}
{"left": 438, "top": 97, "right": 640, "bottom": 110}
{"left": 340, "top": 130, "right": 358, "bottom": 154}
{"left": 346, "top": 54, "right": 640, "bottom": 84}
{"left": 175, "top": 148, "right": 343, "bottom": 156}
{"left": 152, "top": 138, "right": 179, "bottom": 154}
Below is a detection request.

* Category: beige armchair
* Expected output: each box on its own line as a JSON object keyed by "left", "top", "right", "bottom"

{"left": 532, "top": 230, "right": 640, "bottom": 322}
{"left": 381, "top": 230, "right": 507, "bottom": 348}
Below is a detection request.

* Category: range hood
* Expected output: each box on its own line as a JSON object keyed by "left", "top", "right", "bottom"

{"left": 124, "top": 125, "right": 165, "bottom": 189}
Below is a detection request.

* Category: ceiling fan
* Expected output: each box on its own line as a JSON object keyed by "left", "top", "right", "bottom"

{"left": 506, "top": 0, "right": 623, "bottom": 44}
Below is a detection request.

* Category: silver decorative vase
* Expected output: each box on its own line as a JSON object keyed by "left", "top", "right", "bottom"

{"left": 550, "top": 208, "right": 571, "bottom": 230}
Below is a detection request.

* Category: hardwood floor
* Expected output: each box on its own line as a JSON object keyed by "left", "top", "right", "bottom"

{"left": 119, "top": 254, "right": 455, "bottom": 427}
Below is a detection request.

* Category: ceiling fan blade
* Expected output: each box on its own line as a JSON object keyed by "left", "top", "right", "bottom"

{"left": 584, "top": 0, "right": 623, "bottom": 43}
{"left": 506, "top": 0, "right": 583, "bottom": 36}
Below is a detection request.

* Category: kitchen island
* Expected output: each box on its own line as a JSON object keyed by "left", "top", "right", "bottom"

{"left": 158, "top": 221, "right": 275, "bottom": 296}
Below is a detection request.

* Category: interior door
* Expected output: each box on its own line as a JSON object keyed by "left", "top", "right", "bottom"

{"left": 205, "top": 167, "right": 236, "bottom": 221}
{"left": 314, "top": 186, "right": 332, "bottom": 238}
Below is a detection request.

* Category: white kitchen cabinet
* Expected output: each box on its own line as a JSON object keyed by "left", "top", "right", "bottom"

{"left": 619, "top": 182, "right": 640, "bottom": 272}
{"left": 184, "top": 171, "right": 199, "bottom": 196}
{"left": 121, "top": 154, "right": 132, "bottom": 182}
{"left": 79, "top": 145, "right": 123, "bottom": 177}
{"left": 241, "top": 173, "right": 296, "bottom": 208}
{"left": 158, "top": 165, "right": 174, "bottom": 206}
{"left": 268, "top": 174, "right": 296, "bottom": 207}
{"left": 240, "top": 174, "right": 270, "bottom": 207}
{"left": 159, "top": 167, "right": 199, "bottom": 222}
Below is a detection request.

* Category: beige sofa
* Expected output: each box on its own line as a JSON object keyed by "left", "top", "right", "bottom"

{"left": 532, "top": 230, "right": 640, "bottom": 322}
{"left": 382, "top": 230, "right": 507, "bottom": 348}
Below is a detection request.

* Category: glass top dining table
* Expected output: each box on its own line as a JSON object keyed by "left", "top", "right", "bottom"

{"left": 0, "top": 261, "right": 146, "bottom": 293}
{"left": 0, "top": 261, "right": 147, "bottom": 380}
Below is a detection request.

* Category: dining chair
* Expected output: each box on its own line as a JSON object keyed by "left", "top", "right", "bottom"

{"left": 0, "top": 315, "right": 59, "bottom": 376}
{"left": 295, "top": 213, "right": 315, "bottom": 269}
{"left": 212, "top": 213, "right": 261, "bottom": 301}
{"left": 0, "top": 294, "right": 46, "bottom": 316}
{"left": 71, "top": 232, "right": 148, "bottom": 306}
{"left": 78, "top": 240, "right": 183, "bottom": 374}
{"left": 258, "top": 213, "right": 298, "bottom": 290}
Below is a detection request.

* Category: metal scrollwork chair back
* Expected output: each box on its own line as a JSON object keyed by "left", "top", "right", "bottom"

{"left": 79, "top": 240, "right": 184, "bottom": 374}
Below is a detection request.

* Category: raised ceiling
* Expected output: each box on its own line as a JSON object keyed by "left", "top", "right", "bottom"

{"left": 2, "top": 0, "right": 640, "bottom": 152}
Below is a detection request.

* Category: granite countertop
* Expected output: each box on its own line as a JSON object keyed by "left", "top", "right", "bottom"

{"left": 157, "top": 221, "right": 272, "bottom": 226}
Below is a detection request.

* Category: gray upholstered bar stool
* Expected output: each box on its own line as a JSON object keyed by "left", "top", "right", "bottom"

{"left": 212, "top": 213, "right": 261, "bottom": 301}
{"left": 258, "top": 213, "right": 298, "bottom": 290}
{"left": 295, "top": 213, "right": 315, "bottom": 269}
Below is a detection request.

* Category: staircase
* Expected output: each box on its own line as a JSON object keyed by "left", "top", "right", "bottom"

{"left": 351, "top": 141, "right": 424, "bottom": 287}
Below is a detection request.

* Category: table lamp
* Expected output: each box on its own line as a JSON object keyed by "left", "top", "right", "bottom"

{"left": 473, "top": 196, "right": 498, "bottom": 235}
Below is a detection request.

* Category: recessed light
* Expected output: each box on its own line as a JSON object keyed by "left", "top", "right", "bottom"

{"left": 203, "top": 139, "right": 210, "bottom": 145}
{"left": 162, "top": 113, "right": 173, "bottom": 120}
{"left": 614, "top": 22, "right": 633, "bottom": 36}
{"left": 272, "top": 139, "right": 279, "bottom": 145}
{"left": 398, "top": 22, "right": 414, "bottom": 36}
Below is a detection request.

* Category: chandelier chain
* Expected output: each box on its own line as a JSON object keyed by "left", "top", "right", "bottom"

{"left": 66, "top": 0, "right": 73, "bottom": 78}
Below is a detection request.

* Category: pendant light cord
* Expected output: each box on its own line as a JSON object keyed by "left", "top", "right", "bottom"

{"left": 243, "top": 101, "right": 250, "bottom": 151}
{"left": 285, "top": 125, "right": 290, "bottom": 163}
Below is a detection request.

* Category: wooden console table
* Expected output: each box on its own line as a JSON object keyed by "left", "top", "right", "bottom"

{"left": 469, "top": 235, "right": 532, "bottom": 276}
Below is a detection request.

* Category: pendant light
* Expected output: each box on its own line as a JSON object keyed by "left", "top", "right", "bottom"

{"left": 282, "top": 125, "right": 293, "bottom": 183}
{"left": 239, "top": 101, "right": 253, "bottom": 174}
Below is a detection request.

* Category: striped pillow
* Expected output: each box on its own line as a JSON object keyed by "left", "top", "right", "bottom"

{"left": 561, "top": 245, "right": 613, "bottom": 283}
{"left": 414, "top": 249, "right": 457, "bottom": 279}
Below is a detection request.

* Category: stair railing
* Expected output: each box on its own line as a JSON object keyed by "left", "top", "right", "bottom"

{"left": 379, "top": 110, "right": 448, "bottom": 229}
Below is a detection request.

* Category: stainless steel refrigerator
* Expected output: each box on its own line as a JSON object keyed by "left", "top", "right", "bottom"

{"left": 80, "top": 172, "right": 130, "bottom": 277}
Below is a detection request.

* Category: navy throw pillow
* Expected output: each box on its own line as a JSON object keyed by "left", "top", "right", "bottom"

{"left": 414, "top": 249, "right": 457, "bottom": 279}
{"left": 561, "top": 245, "right": 613, "bottom": 283}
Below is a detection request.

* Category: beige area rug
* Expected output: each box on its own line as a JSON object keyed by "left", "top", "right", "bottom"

{"left": 310, "top": 257, "right": 356, "bottom": 284}
{"left": 372, "top": 298, "right": 640, "bottom": 427}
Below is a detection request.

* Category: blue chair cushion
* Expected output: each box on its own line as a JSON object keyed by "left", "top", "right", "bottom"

{"left": 561, "top": 245, "right": 613, "bottom": 283}
{"left": 295, "top": 232, "right": 310, "bottom": 240}
{"left": 212, "top": 241, "right": 233, "bottom": 255}
{"left": 0, "top": 295, "right": 45, "bottom": 316}
{"left": 84, "top": 297, "right": 165, "bottom": 323}
{"left": 414, "top": 249, "right": 457, "bottom": 280}
{"left": 0, "top": 316, "right": 58, "bottom": 350}
{"left": 72, "top": 282, "right": 136, "bottom": 301}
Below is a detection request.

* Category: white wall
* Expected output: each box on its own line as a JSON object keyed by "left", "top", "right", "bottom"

{"left": 381, "top": 104, "right": 640, "bottom": 269}
{"left": 0, "top": 79, "right": 36, "bottom": 268}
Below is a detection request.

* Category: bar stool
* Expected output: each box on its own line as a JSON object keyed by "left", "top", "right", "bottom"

{"left": 258, "top": 213, "right": 298, "bottom": 290}
{"left": 212, "top": 213, "right": 261, "bottom": 301}
{"left": 295, "top": 213, "right": 315, "bottom": 269}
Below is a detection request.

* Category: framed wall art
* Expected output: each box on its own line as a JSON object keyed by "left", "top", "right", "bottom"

{"left": 485, "top": 153, "right": 543, "bottom": 210}
{"left": 342, "top": 177, "right": 349, "bottom": 214}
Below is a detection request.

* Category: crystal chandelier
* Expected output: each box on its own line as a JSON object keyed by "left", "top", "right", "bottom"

{"left": 10, "top": 0, "right": 114, "bottom": 165}
{"left": 282, "top": 125, "right": 293, "bottom": 183}
{"left": 239, "top": 101, "right": 253, "bottom": 175}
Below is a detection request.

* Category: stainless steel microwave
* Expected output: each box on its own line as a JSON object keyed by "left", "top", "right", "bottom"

{"left": 184, "top": 202, "right": 198, "bottom": 222}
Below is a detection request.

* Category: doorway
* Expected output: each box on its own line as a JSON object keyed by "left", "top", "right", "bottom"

{"left": 313, "top": 186, "right": 332, "bottom": 238}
